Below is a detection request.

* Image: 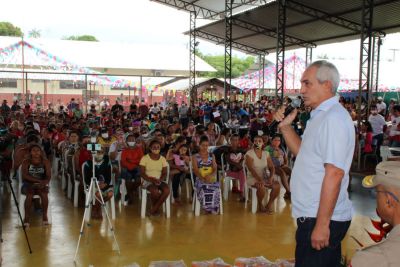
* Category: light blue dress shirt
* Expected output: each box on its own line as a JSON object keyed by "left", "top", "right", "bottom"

{"left": 291, "top": 96, "right": 355, "bottom": 221}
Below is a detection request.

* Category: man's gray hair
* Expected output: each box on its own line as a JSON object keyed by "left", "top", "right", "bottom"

{"left": 308, "top": 60, "right": 340, "bottom": 94}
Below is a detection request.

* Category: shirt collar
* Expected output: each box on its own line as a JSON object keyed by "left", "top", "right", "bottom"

{"left": 387, "top": 224, "right": 400, "bottom": 240}
{"left": 310, "top": 96, "right": 339, "bottom": 119}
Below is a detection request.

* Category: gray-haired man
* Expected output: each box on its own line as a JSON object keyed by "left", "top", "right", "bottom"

{"left": 274, "top": 60, "right": 355, "bottom": 267}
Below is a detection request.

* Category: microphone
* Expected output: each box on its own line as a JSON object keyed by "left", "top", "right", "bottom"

{"left": 269, "top": 98, "right": 301, "bottom": 130}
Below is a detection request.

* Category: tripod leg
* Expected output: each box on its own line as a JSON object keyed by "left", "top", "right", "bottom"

{"left": 94, "top": 181, "right": 120, "bottom": 255}
{"left": 73, "top": 179, "right": 94, "bottom": 262}
{"left": 7, "top": 179, "right": 32, "bottom": 254}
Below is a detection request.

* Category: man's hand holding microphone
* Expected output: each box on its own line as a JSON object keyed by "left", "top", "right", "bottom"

{"left": 271, "top": 98, "right": 301, "bottom": 131}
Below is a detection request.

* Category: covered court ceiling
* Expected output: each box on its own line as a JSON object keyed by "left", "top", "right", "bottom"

{"left": 153, "top": 0, "right": 400, "bottom": 55}
{"left": 151, "top": 0, "right": 271, "bottom": 20}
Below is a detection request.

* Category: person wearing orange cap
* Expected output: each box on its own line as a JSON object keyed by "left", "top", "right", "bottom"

{"left": 350, "top": 161, "right": 400, "bottom": 266}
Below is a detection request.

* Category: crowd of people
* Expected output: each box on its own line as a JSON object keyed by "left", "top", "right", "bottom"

{"left": 0, "top": 90, "right": 399, "bottom": 225}
{"left": 1, "top": 60, "right": 400, "bottom": 266}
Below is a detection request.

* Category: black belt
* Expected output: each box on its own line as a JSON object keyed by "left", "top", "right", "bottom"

{"left": 297, "top": 217, "right": 316, "bottom": 223}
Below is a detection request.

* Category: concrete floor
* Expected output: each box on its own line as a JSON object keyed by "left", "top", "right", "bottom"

{"left": 0, "top": 174, "right": 380, "bottom": 267}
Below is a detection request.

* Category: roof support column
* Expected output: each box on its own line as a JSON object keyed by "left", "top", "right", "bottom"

{"left": 305, "top": 47, "right": 313, "bottom": 67}
{"left": 276, "top": 0, "right": 286, "bottom": 100}
{"left": 370, "top": 36, "right": 382, "bottom": 94}
{"left": 258, "top": 53, "right": 266, "bottom": 100}
{"left": 358, "top": 0, "right": 374, "bottom": 124}
{"left": 189, "top": 11, "right": 197, "bottom": 106}
{"left": 224, "top": 0, "right": 233, "bottom": 100}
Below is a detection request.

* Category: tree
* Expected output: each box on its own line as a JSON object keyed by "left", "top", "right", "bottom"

{"left": 196, "top": 51, "right": 255, "bottom": 78}
{"left": 0, "top": 22, "right": 23, "bottom": 37}
{"left": 28, "top": 28, "right": 41, "bottom": 38}
{"left": 63, "top": 35, "right": 99, "bottom": 42}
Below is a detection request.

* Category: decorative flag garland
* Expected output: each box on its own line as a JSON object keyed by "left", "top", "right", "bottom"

{"left": 0, "top": 40, "right": 165, "bottom": 91}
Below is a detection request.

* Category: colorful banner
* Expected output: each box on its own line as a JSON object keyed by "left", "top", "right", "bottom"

{"left": 0, "top": 40, "right": 165, "bottom": 91}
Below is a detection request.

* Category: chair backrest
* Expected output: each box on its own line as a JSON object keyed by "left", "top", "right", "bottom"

{"left": 380, "top": 146, "right": 390, "bottom": 161}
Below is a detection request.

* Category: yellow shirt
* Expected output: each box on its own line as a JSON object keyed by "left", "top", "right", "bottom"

{"left": 139, "top": 154, "right": 167, "bottom": 180}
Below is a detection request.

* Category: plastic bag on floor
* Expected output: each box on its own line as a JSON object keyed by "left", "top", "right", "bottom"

{"left": 274, "top": 259, "right": 295, "bottom": 267}
{"left": 234, "top": 257, "right": 295, "bottom": 267}
{"left": 149, "top": 260, "right": 186, "bottom": 267}
{"left": 234, "top": 256, "right": 273, "bottom": 267}
{"left": 122, "top": 264, "right": 141, "bottom": 267}
{"left": 192, "top": 257, "right": 231, "bottom": 267}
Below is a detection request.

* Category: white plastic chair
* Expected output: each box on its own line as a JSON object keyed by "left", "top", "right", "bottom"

{"left": 117, "top": 159, "right": 129, "bottom": 209}
{"left": 18, "top": 165, "right": 52, "bottom": 225}
{"left": 72, "top": 158, "right": 80, "bottom": 208}
{"left": 57, "top": 141, "right": 67, "bottom": 190}
{"left": 189, "top": 159, "right": 223, "bottom": 216}
{"left": 243, "top": 163, "right": 258, "bottom": 214}
{"left": 64, "top": 150, "right": 73, "bottom": 199}
{"left": 140, "top": 163, "right": 171, "bottom": 218}
{"left": 381, "top": 146, "right": 400, "bottom": 161}
{"left": 81, "top": 161, "right": 116, "bottom": 222}
{"left": 221, "top": 154, "right": 235, "bottom": 201}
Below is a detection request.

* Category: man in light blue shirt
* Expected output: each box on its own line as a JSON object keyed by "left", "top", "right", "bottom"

{"left": 274, "top": 60, "right": 355, "bottom": 267}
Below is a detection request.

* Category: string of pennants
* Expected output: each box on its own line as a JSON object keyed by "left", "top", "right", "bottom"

{"left": 2, "top": 41, "right": 398, "bottom": 93}
{"left": 232, "top": 54, "right": 399, "bottom": 93}
{"left": 0, "top": 40, "right": 166, "bottom": 92}
{"left": 232, "top": 54, "right": 306, "bottom": 92}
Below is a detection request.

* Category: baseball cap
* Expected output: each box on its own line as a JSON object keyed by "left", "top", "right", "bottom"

{"left": 363, "top": 161, "right": 400, "bottom": 189}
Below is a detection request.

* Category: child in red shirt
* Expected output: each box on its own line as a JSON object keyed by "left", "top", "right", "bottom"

{"left": 120, "top": 134, "right": 144, "bottom": 204}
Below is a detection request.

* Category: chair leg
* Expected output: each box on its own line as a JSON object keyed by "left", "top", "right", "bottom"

{"left": 84, "top": 193, "right": 91, "bottom": 223}
{"left": 223, "top": 178, "right": 229, "bottom": 201}
{"left": 194, "top": 194, "right": 200, "bottom": 216}
{"left": 19, "top": 194, "right": 26, "bottom": 226}
{"left": 67, "top": 175, "right": 72, "bottom": 200}
{"left": 170, "top": 182, "right": 175, "bottom": 204}
{"left": 47, "top": 200, "right": 52, "bottom": 224}
{"left": 73, "top": 181, "right": 80, "bottom": 207}
{"left": 110, "top": 196, "right": 116, "bottom": 220}
{"left": 140, "top": 189, "right": 147, "bottom": 218}
{"left": 244, "top": 184, "right": 249, "bottom": 208}
{"left": 192, "top": 190, "right": 196, "bottom": 211}
{"left": 185, "top": 180, "right": 190, "bottom": 201}
{"left": 219, "top": 189, "right": 223, "bottom": 215}
{"left": 120, "top": 179, "right": 127, "bottom": 207}
{"left": 165, "top": 195, "right": 171, "bottom": 218}
{"left": 251, "top": 188, "right": 257, "bottom": 214}
{"left": 61, "top": 169, "right": 66, "bottom": 191}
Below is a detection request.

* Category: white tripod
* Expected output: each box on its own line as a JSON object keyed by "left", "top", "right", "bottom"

{"left": 73, "top": 150, "right": 120, "bottom": 262}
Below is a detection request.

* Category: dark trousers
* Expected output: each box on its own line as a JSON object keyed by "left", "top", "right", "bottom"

{"left": 295, "top": 217, "right": 351, "bottom": 267}
{"left": 172, "top": 173, "right": 190, "bottom": 199}
{"left": 373, "top": 133, "right": 384, "bottom": 159}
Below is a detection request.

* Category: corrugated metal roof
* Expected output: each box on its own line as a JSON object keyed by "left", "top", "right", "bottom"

{"left": 160, "top": 77, "right": 238, "bottom": 91}
{"left": 178, "top": 0, "right": 400, "bottom": 54}
{"left": 151, "top": 0, "right": 271, "bottom": 19}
